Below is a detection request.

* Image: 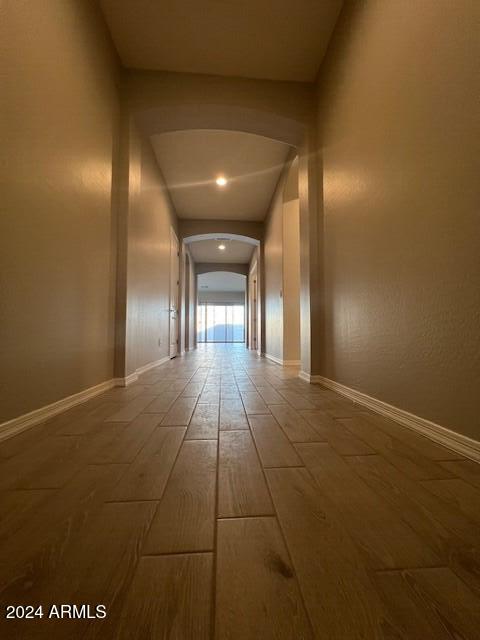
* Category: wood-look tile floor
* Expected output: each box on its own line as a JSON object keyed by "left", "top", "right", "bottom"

{"left": 1, "top": 343, "right": 479, "bottom": 639}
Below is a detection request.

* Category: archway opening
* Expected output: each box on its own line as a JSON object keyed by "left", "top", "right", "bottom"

{"left": 197, "top": 272, "right": 247, "bottom": 344}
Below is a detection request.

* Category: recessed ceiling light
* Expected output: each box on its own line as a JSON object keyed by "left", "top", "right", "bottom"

{"left": 216, "top": 176, "right": 227, "bottom": 187}
{"left": 218, "top": 244, "right": 226, "bottom": 251}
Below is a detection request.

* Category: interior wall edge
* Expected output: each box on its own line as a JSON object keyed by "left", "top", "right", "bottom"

{"left": 312, "top": 375, "right": 480, "bottom": 464}
{"left": 0, "top": 379, "right": 117, "bottom": 444}
{"left": 0, "top": 350, "right": 176, "bottom": 443}
{"left": 263, "top": 353, "right": 300, "bottom": 367}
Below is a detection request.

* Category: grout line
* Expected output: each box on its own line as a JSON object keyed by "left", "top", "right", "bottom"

{"left": 374, "top": 565, "right": 448, "bottom": 573}
{"left": 210, "top": 382, "right": 221, "bottom": 640}
{"left": 340, "top": 452, "right": 379, "bottom": 457}
{"left": 141, "top": 549, "right": 213, "bottom": 558}
{"left": 247, "top": 403, "right": 317, "bottom": 639}
{"left": 105, "top": 498, "right": 161, "bottom": 504}
{"left": 217, "top": 514, "right": 276, "bottom": 521}
{"left": 89, "top": 461, "right": 134, "bottom": 466}
{"left": 11, "top": 486, "right": 59, "bottom": 492}
{"left": 134, "top": 410, "right": 193, "bottom": 560}
{"left": 262, "top": 465, "right": 305, "bottom": 470}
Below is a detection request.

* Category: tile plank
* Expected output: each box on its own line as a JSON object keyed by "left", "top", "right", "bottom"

{"left": 199, "top": 384, "right": 220, "bottom": 404}
{"left": 240, "top": 391, "right": 270, "bottom": 415}
{"left": 301, "top": 410, "right": 375, "bottom": 455}
{"left": 218, "top": 431, "right": 274, "bottom": 517}
{"left": 442, "top": 459, "right": 480, "bottom": 489}
{"left": 339, "top": 415, "right": 454, "bottom": 480}
{"left": 93, "top": 413, "right": 160, "bottom": 464}
{"left": 144, "top": 440, "right": 217, "bottom": 553}
{"left": 269, "top": 404, "right": 322, "bottom": 443}
{"left": 278, "top": 389, "right": 316, "bottom": 410}
{"left": 105, "top": 394, "right": 159, "bottom": 422}
{"left": 0, "top": 464, "right": 126, "bottom": 592}
{"left": 266, "top": 467, "right": 390, "bottom": 639}
{"left": 161, "top": 396, "right": 197, "bottom": 426}
{"left": 219, "top": 397, "right": 249, "bottom": 430}
{"left": 346, "top": 454, "right": 480, "bottom": 597}
{"left": 143, "top": 391, "right": 181, "bottom": 414}
{"left": 376, "top": 567, "right": 480, "bottom": 640}
{"left": 249, "top": 414, "right": 303, "bottom": 468}
{"left": 89, "top": 554, "right": 212, "bottom": 640}
{"left": 359, "top": 412, "right": 464, "bottom": 461}
{"left": 255, "top": 385, "right": 285, "bottom": 404}
{"left": 0, "top": 435, "right": 82, "bottom": 490}
{"left": 216, "top": 517, "right": 313, "bottom": 640}
{"left": 421, "top": 478, "right": 480, "bottom": 527}
{"left": 185, "top": 404, "right": 219, "bottom": 440}
{"left": 0, "top": 501, "right": 156, "bottom": 640}
{"left": 297, "top": 443, "right": 440, "bottom": 569}
{"left": 109, "top": 427, "right": 185, "bottom": 501}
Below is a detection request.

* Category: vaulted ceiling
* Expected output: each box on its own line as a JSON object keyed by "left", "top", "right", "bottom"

{"left": 100, "top": 0, "right": 343, "bottom": 82}
{"left": 152, "top": 129, "right": 291, "bottom": 221}
{"left": 99, "top": 0, "right": 329, "bottom": 261}
{"left": 188, "top": 238, "right": 254, "bottom": 263}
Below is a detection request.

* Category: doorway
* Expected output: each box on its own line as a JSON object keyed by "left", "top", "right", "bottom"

{"left": 197, "top": 304, "right": 245, "bottom": 343}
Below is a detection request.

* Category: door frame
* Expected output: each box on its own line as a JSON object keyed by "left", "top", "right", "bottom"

{"left": 248, "top": 258, "right": 258, "bottom": 351}
{"left": 169, "top": 227, "right": 180, "bottom": 358}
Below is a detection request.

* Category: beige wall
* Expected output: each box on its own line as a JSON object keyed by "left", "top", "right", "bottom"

{"left": 318, "top": 0, "right": 480, "bottom": 439}
{"left": 282, "top": 198, "right": 301, "bottom": 363}
{"left": 125, "top": 69, "right": 314, "bottom": 148}
{"left": 0, "top": 0, "right": 120, "bottom": 422}
{"left": 264, "top": 158, "right": 301, "bottom": 364}
{"left": 125, "top": 129, "right": 178, "bottom": 374}
{"left": 264, "top": 181, "right": 284, "bottom": 361}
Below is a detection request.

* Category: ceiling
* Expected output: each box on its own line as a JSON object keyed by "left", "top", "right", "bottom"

{"left": 198, "top": 272, "right": 246, "bottom": 292}
{"left": 188, "top": 239, "right": 254, "bottom": 263}
{"left": 152, "top": 130, "right": 291, "bottom": 221}
{"left": 100, "top": 0, "right": 343, "bottom": 83}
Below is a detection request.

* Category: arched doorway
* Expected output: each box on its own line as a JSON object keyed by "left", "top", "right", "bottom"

{"left": 183, "top": 233, "right": 261, "bottom": 352}
{"left": 116, "top": 81, "right": 321, "bottom": 379}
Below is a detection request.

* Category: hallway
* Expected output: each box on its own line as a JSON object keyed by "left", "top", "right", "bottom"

{"left": 1, "top": 344, "right": 479, "bottom": 639}
{"left": 2, "top": 1, "right": 479, "bottom": 638}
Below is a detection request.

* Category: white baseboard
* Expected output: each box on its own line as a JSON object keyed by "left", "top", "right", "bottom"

{"left": 115, "top": 355, "right": 171, "bottom": 387}
{"left": 265, "top": 353, "right": 301, "bottom": 367}
{"left": 312, "top": 375, "right": 480, "bottom": 463}
{"left": 264, "top": 352, "right": 283, "bottom": 366}
{"left": 113, "top": 372, "right": 139, "bottom": 387}
{"left": 0, "top": 378, "right": 116, "bottom": 443}
{"left": 0, "top": 355, "right": 174, "bottom": 442}
{"left": 136, "top": 355, "right": 170, "bottom": 376}
{"left": 299, "top": 371, "right": 323, "bottom": 383}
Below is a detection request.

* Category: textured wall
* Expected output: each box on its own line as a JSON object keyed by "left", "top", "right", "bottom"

{"left": 0, "top": 0, "right": 120, "bottom": 421}
{"left": 125, "top": 134, "right": 178, "bottom": 374}
{"left": 264, "top": 158, "right": 302, "bottom": 364}
{"left": 318, "top": 0, "right": 480, "bottom": 438}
